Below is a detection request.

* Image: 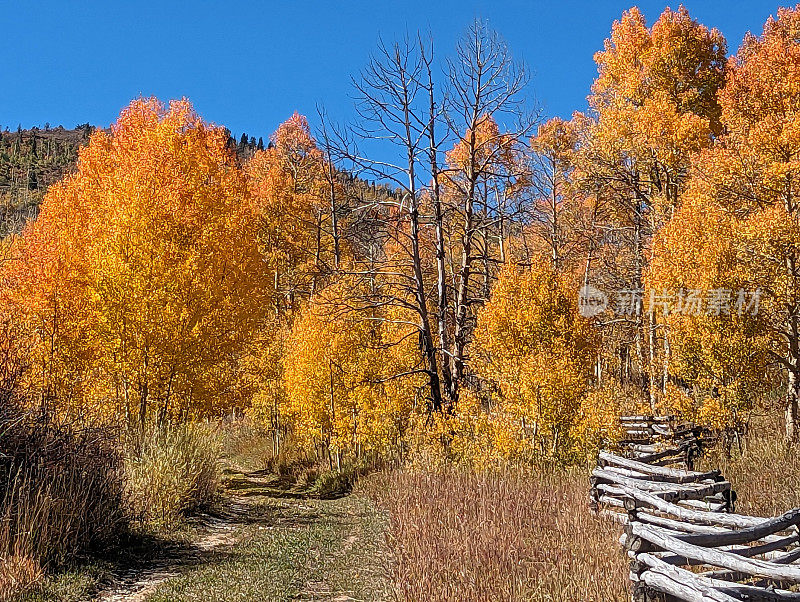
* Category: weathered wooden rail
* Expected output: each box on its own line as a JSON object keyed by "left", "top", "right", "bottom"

{"left": 593, "top": 415, "right": 800, "bottom": 601}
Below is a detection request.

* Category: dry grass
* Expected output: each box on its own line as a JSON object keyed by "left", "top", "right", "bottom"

{"left": 0, "top": 406, "right": 124, "bottom": 601}
{"left": 702, "top": 414, "right": 800, "bottom": 516}
{"left": 361, "top": 466, "right": 629, "bottom": 602}
{"left": 217, "top": 417, "right": 279, "bottom": 473}
{"left": 123, "top": 422, "right": 222, "bottom": 528}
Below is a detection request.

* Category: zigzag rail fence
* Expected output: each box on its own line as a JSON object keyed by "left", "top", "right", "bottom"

{"left": 591, "top": 415, "right": 800, "bottom": 601}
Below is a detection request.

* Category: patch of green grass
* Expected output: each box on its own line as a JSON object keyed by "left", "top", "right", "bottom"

{"left": 17, "top": 449, "right": 391, "bottom": 602}
{"left": 145, "top": 494, "right": 390, "bottom": 602}
{"left": 16, "top": 526, "right": 206, "bottom": 602}
{"left": 15, "top": 562, "right": 111, "bottom": 602}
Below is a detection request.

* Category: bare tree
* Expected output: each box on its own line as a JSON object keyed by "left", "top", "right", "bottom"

{"left": 333, "top": 34, "right": 446, "bottom": 412}
{"left": 442, "top": 20, "right": 533, "bottom": 400}
{"left": 327, "top": 21, "right": 534, "bottom": 413}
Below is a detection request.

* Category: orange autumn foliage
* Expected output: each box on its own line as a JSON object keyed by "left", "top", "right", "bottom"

{"left": 3, "top": 98, "right": 269, "bottom": 422}
{"left": 469, "top": 263, "right": 602, "bottom": 461}
{"left": 247, "top": 112, "right": 341, "bottom": 313}
{"left": 650, "top": 6, "right": 800, "bottom": 435}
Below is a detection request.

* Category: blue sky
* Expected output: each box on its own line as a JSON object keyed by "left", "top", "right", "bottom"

{"left": 0, "top": 1, "right": 783, "bottom": 138}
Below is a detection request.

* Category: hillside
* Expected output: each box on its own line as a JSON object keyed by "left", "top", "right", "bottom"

{"left": 0, "top": 125, "right": 273, "bottom": 237}
{"left": 0, "top": 125, "right": 397, "bottom": 240}
{"left": 0, "top": 125, "right": 90, "bottom": 236}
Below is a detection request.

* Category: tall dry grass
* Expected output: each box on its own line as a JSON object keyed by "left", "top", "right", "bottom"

{"left": 217, "top": 416, "right": 283, "bottom": 473}
{"left": 702, "top": 413, "right": 800, "bottom": 516}
{"left": 0, "top": 405, "right": 124, "bottom": 601}
{"left": 361, "top": 467, "right": 629, "bottom": 602}
{"left": 123, "top": 422, "right": 221, "bottom": 528}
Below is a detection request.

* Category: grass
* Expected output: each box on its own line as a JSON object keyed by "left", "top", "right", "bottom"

{"left": 7, "top": 420, "right": 223, "bottom": 601}
{"left": 19, "top": 450, "right": 392, "bottom": 602}
{"left": 142, "top": 471, "right": 391, "bottom": 601}
{"left": 216, "top": 418, "right": 277, "bottom": 474}
{"left": 701, "top": 413, "right": 800, "bottom": 516}
{"left": 11, "top": 416, "right": 633, "bottom": 602}
{"left": 21, "top": 411, "right": 799, "bottom": 602}
{"left": 0, "top": 405, "right": 125, "bottom": 601}
{"left": 123, "top": 422, "right": 222, "bottom": 528}
{"left": 360, "top": 466, "right": 630, "bottom": 602}
{"left": 15, "top": 562, "right": 111, "bottom": 602}
{"left": 39, "top": 412, "right": 800, "bottom": 602}
{"left": 16, "top": 527, "right": 208, "bottom": 602}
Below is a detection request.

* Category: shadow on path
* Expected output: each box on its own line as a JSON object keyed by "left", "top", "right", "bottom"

{"left": 91, "top": 468, "right": 285, "bottom": 602}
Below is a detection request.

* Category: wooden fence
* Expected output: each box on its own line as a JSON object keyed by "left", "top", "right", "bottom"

{"left": 593, "top": 415, "right": 800, "bottom": 601}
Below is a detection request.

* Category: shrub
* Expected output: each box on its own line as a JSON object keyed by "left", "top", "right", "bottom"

{"left": 0, "top": 404, "right": 124, "bottom": 600}
{"left": 309, "top": 458, "right": 377, "bottom": 498}
{"left": 123, "top": 422, "right": 221, "bottom": 528}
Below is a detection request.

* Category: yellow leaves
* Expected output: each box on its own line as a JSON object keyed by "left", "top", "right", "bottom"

{"left": 447, "top": 115, "right": 509, "bottom": 171}
{"left": 657, "top": 385, "right": 736, "bottom": 431}
{"left": 246, "top": 112, "right": 340, "bottom": 309}
{"left": 580, "top": 5, "right": 726, "bottom": 244}
{"left": 531, "top": 117, "right": 576, "bottom": 158}
{"left": 280, "top": 279, "right": 420, "bottom": 455}
{"left": 592, "top": 6, "right": 726, "bottom": 130}
{"left": 88, "top": 99, "right": 267, "bottom": 419}
{"left": 722, "top": 7, "right": 800, "bottom": 137}
{"left": 3, "top": 98, "right": 269, "bottom": 422}
{"left": 443, "top": 114, "right": 525, "bottom": 198}
{"left": 695, "top": 396, "right": 735, "bottom": 431}
{"left": 592, "top": 7, "right": 650, "bottom": 107}
{"left": 648, "top": 5, "right": 800, "bottom": 428}
{"left": 571, "top": 386, "right": 627, "bottom": 459}
{"left": 650, "top": 179, "right": 773, "bottom": 422}
{"left": 244, "top": 320, "right": 289, "bottom": 428}
{"left": 471, "top": 263, "right": 597, "bottom": 460}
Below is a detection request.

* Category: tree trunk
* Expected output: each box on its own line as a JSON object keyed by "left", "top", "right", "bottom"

{"left": 662, "top": 326, "right": 671, "bottom": 394}
{"left": 405, "top": 106, "right": 443, "bottom": 412}
{"left": 452, "top": 162, "right": 477, "bottom": 397}
{"left": 633, "top": 200, "right": 651, "bottom": 408}
{"left": 782, "top": 182, "right": 799, "bottom": 441}
{"left": 648, "top": 307, "right": 658, "bottom": 409}
{"left": 327, "top": 156, "right": 341, "bottom": 270}
{"left": 311, "top": 211, "right": 322, "bottom": 298}
{"left": 551, "top": 160, "right": 560, "bottom": 272}
{"left": 787, "top": 368, "right": 800, "bottom": 442}
{"left": 426, "top": 65, "right": 454, "bottom": 405}
{"left": 410, "top": 193, "right": 444, "bottom": 412}
{"left": 138, "top": 380, "right": 148, "bottom": 427}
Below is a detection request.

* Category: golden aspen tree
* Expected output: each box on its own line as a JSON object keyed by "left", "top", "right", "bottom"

{"left": 245, "top": 320, "right": 290, "bottom": 455}
{"left": 2, "top": 166, "right": 109, "bottom": 413}
{"left": 471, "top": 263, "right": 597, "bottom": 458}
{"left": 247, "top": 113, "right": 334, "bottom": 315}
{"left": 652, "top": 7, "right": 800, "bottom": 438}
{"left": 528, "top": 117, "right": 585, "bottom": 276}
{"left": 649, "top": 190, "right": 772, "bottom": 428}
{"left": 4, "top": 98, "right": 269, "bottom": 423}
{"left": 577, "top": 6, "right": 727, "bottom": 405}
{"left": 281, "top": 279, "right": 419, "bottom": 460}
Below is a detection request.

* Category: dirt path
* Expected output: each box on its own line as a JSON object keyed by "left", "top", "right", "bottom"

{"left": 90, "top": 470, "right": 390, "bottom": 602}
{"left": 95, "top": 498, "right": 248, "bottom": 602}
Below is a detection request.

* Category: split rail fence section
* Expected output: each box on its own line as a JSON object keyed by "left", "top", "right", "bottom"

{"left": 593, "top": 415, "right": 800, "bottom": 601}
